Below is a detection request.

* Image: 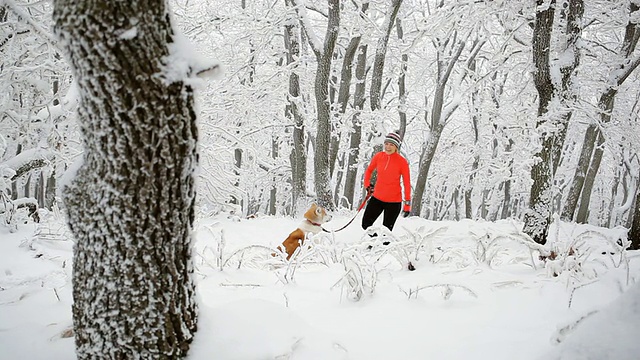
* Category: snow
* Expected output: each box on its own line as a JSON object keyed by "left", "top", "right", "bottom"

{"left": 119, "top": 26, "right": 138, "bottom": 40}
{"left": 162, "top": 16, "right": 223, "bottom": 85}
{"left": 1, "top": 211, "right": 639, "bottom": 360}
{"left": 1, "top": 148, "right": 54, "bottom": 174}
{"left": 57, "top": 155, "right": 83, "bottom": 197}
{"left": 289, "top": 0, "right": 324, "bottom": 56}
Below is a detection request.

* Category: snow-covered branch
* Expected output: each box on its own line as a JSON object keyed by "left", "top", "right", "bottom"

{"left": 3, "top": 0, "right": 60, "bottom": 50}
{"left": 288, "top": 0, "right": 324, "bottom": 57}
{"left": 2, "top": 148, "right": 55, "bottom": 181}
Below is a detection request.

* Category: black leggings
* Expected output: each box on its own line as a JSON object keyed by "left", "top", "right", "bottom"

{"left": 361, "top": 196, "right": 402, "bottom": 231}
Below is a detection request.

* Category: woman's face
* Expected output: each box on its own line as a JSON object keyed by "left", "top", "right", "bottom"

{"left": 384, "top": 141, "right": 397, "bottom": 154}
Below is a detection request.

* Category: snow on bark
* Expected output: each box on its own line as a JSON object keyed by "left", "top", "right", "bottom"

{"left": 53, "top": 0, "right": 198, "bottom": 358}
{"left": 162, "top": 30, "right": 222, "bottom": 84}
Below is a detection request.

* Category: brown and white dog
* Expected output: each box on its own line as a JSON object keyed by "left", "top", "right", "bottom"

{"left": 275, "top": 203, "right": 332, "bottom": 260}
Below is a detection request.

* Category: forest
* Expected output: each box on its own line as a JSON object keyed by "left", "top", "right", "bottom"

{"left": 2, "top": 0, "right": 640, "bottom": 247}
{"left": 2, "top": 0, "right": 640, "bottom": 359}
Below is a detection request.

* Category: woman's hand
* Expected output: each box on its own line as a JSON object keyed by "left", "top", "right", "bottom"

{"left": 402, "top": 201, "right": 411, "bottom": 217}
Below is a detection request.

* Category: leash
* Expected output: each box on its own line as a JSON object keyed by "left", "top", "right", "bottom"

{"left": 322, "top": 192, "right": 372, "bottom": 233}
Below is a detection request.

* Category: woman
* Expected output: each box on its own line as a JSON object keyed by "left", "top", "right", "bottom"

{"left": 362, "top": 132, "right": 411, "bottom": 233}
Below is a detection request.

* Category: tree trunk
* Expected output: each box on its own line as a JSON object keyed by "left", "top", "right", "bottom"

{"left": 343, "top": 43, "right": 368, "bottom": 208}
{"left": 45, "top": 171, "right": 56, "bottom": 209}
{"left": 575, "top": 130, "right": 606, "bottom": 223}
{"left": 412, "top": 121, "right": 445, "bottom": 216}
{"left": 270, "top": 135, "right": 278, "bottom": 215}
{"left": 36, "top": 171, "right": 45, "bottom": 208}
{"left": 628, "top": 174, "right": 640, "bottom": 250}
{"left": 561, "top": 122, "right": 598, "bottom": 220}
{"left": 606, "top": 162, "right": 621, "bottom": 227}
{"left": 465, "top": 59, "right": 480, "bottom": 219}
{"left": 291, "top": 0, "right": 340, "bottom": 209}
{"left": 551, "top": 0, "right": 583, "bottom": 175}
{"left": 232, "top": 147, "right": 242, "bottom": 206}
{"left": 396, "top": 17, "right": 408, "bottom": 138}
{"left": 330, "top": 24, "right": 364, "bottom": 196}
{"left": 522, "top": 0, "right": 556, "bottom": 245}
{"left": 54, "top": 0, "right": 198, "bottom": 358}
{"left": 283, "top": 2, "right": 306, "bottom": 212}
{"left": 369, "top": 0, "right": 403, "bottom": 112}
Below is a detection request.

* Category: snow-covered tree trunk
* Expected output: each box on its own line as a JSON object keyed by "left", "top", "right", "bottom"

{"left": 465, "top": 58, "right": 480, "bottom": 219}
{"left": 524, "top": 0, "right": 583, "bottom": 239}
{"left": 396, "top": 17, "right": 408, "bottom": 138}
{"left": 412, "top": 121, "right": 446, "bottom": 216}
{"left": 53, "top": 0, "right": 198, "bottom": 358}
{"left": 315, "top": 0, "right": 340, "bottom": 209}
{"left": 343, "top": 43, "right": 367, "bottom": 208}
{"left": 369, "top": 0, "right": 403, "bottom": 112}
{"left": 332, "top": 33, "right": 363, "bottom": 206}
{"left": 522, "top": 0, "right": 556, "bottom": 245}
{"left": 550, "top": 0, "right": 583, "bottom": 175}
{"left": 283, "top": 1, "right": 307, "bottom": 213}
{"left": 629, "top": 171, "right": 640, "bottom": 250}
{"left": 500, "top": 138, "right": 515, "bottom": 220}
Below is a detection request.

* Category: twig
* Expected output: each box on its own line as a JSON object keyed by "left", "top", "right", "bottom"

{"left": 219, "top": 283, "right": 263, "bottom": 287}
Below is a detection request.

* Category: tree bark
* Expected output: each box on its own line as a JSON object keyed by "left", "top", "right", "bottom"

{"left": 551, "top": 0, "right": 583, "bottom": 175}
{"left": 54, "top": 0, "right": 198, "bottom": 358}
{"left": 522, "top": 0, "right": 556, "bottom": 245}
{"left": 369, "top": 0, "right": 403, "bottom": 112}
{"left": 332, "top": 34, "right": 364, "bottom": 206}
{"left": 629, "top": 173, "right": 640, "bottom": 250}
{"left": 330, "top": 31, "right": 363, "bottom": 181}
{"left": 343, "top": 43, "right": 368, "bottom": 208}
{"left": 291, "top": 0, "right": 340, "bottom": 209}
{"left": 284, "top": 1, "right": 307, "bottom": 213}
{"left": 465, "top": 58, "right": 479, "bottom": 219}
{"left": 396, "top": 18, "right": 408, "bottom": 138}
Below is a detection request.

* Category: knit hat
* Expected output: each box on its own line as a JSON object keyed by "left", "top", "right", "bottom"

{"left": 384, "top": 132, "right": 402, "bottom": 148}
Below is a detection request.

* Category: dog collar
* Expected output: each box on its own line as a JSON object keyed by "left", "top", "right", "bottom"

{"left": 307, "top": 219, "right": 322, "bottom": 227}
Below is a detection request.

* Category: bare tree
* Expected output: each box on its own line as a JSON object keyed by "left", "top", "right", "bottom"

{"left": 411, "top": 31, "right": 485, "bottom": 216}
{"left": 53, "top": 0, "right": 203, "bottom": 357}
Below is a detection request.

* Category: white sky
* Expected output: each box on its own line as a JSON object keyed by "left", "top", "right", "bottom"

{"left": 0, "top": 210, "right": 639, "bottom": 359}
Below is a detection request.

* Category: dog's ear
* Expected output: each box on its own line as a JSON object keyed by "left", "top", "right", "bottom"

{"left": 315, "top": 207, "right": 322, "bottom": 215}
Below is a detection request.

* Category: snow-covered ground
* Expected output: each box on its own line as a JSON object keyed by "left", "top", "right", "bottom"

{"left": 1, "top": 209, "right": 639, "bottom": 360}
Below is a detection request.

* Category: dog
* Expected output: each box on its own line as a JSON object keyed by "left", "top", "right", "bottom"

{"left": 275, "top": 203, "right": 332, "bottom": 260}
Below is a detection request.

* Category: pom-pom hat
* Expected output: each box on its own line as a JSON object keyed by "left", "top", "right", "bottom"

{"left": 384, "top": 132, "right": 402, "bottom": 148}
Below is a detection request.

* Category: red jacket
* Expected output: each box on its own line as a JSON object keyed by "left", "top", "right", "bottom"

{"left": 364, "top": 151, "right": 411, "bottom": 203}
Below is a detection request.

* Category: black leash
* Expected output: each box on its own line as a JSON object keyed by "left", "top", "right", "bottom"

{"left": 322, "top": 192, "right": 372, "bottom": 233}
